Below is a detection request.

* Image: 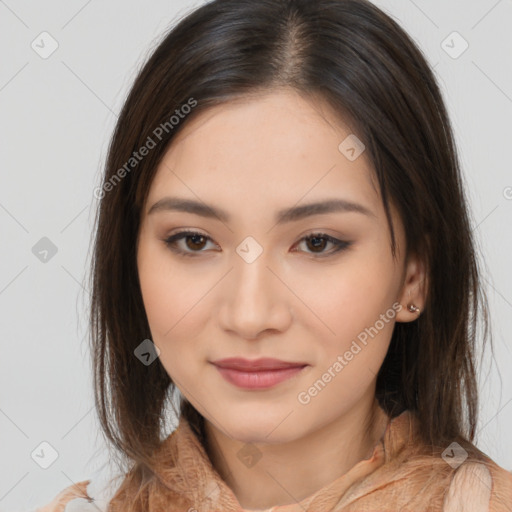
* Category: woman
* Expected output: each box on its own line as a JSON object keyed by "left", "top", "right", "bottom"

{"left": 36, "top": 0, "right": 512, "bottom": 510}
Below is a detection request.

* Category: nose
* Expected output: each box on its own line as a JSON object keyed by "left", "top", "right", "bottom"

{"left": 217, "top": 250, "right": 293, "bottom": 340}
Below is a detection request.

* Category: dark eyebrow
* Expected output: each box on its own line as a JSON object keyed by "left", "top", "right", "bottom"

{"left": 147, "top": 196, "right": 376, "bottom": 223}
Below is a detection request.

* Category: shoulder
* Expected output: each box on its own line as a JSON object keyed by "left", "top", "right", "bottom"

{"left": 35, "top": 480, "right": 91, "bottom": 512}
{"left": 391, "top": 411, "right": 512, "bottom": 509}
{"left": 35, "top": 471, "right": 125, "bottom": 512}
{"left": 443, "top": 457, "right": 512, "bottom": 511}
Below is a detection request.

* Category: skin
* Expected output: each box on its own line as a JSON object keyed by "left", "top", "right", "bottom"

{"left": 136, "top": 87, "right": 427, "bottom": 510}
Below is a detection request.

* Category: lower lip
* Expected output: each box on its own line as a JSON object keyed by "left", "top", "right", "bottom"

{"left": 214, "top": 365, "right": 307, "bottom": 389}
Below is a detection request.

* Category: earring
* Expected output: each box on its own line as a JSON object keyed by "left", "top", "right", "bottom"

{"left": 406, "top": 289, "right": 420, "bottom": 314}
{"left": 407, "top": 303, "right": 420, "bottom": 314}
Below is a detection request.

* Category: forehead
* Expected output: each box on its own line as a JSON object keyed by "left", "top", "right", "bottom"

{"left": 145, "top": 89, "right": 380, "bottom": 216}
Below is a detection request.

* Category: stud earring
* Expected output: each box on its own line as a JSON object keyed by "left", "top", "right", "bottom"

{"left": 406, "top": 289, "right": 420, "bottom": 314}
{"left": 407, "top": 303, "right": 420, "bottom": 314}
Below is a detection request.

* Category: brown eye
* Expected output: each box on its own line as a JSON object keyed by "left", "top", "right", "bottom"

{"left": 305, "top": 236, "right": 328, "bottom": 253}
{"left": 292, "top": 233, "right": 351, "bottom": 257}
{"left": 164, "top": 230, "right": 219, "bottom": 257}
{"left": 185, "top": 233, "right": 208, "bottom": 251}
{"left": 164, "top": 230, "right": 351, "bottom": 258}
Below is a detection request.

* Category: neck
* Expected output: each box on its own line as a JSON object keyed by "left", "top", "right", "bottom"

{"left": 203, "top": 394, "right": 388, "bottom": 510}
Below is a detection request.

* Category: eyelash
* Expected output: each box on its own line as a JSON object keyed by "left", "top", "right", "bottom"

{"left": 163, "top": 230, "right": 351, "bottom": 258}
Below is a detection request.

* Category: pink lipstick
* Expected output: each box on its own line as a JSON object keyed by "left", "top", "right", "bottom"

{"left": 211, "top": 357, "right": 308, "bottom": 390}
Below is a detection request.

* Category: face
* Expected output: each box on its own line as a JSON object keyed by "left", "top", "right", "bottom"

{"left": 136, "top": 88, "right": 420, "bottom": 444}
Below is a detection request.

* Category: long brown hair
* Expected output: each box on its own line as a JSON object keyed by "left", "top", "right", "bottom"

{"left": 87, "top": 0, "right": 491, "bottom": 487}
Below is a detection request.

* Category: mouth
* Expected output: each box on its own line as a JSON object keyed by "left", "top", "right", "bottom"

{"left": 210, "top": 357, "right": 309, "bottom": 390}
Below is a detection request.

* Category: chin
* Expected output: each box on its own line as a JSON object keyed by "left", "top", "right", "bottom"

{"left": 210, "top": 407, "right": 307, "bottom": 444}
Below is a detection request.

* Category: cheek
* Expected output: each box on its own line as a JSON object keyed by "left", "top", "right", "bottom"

{"left": 138, "top": 242, "right": 201, "bottom": 336}
{"left": 291, "top": 252, "right": 397, "bottom": 335}
{"left": 137, "top": 245, "right": 216, "bottom": 380}
{"left": 293, "top": 249, "right": 399, "bottom": 376}
{"left": 296, "top": 269, "right": 398, "bottom": 414}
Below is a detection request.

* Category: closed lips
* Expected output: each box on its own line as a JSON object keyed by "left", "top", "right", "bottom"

{"left": 211, "top": 358, "right": 308, "bottom": 371}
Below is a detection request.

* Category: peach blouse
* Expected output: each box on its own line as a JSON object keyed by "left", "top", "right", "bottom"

{"left": 36, "top": 407, "right": 512, "bottom": 511}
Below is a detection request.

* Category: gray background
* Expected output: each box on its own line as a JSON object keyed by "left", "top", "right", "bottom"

{"left": 1, "top": 0, "right": 511, "bottom": 509}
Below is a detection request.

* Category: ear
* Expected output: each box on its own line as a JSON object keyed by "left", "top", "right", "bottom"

{"left": 395, "top": 251, "right": 428, "bottom": 323}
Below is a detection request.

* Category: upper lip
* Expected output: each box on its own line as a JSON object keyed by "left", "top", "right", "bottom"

{"left": 211, "top": 357, "right": 308, "bottom": 371}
